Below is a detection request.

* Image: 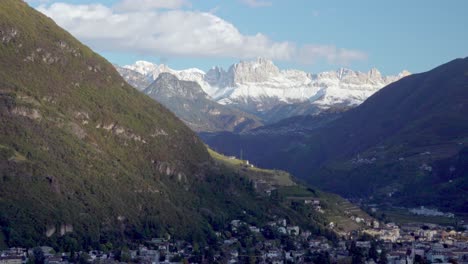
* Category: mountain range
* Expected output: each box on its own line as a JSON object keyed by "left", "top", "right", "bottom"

{"left": 0, "top": 0, "right": 362, "bottom": 249}
{"left": 117, "top": 58, "right": 410, "bottom": 124}
{"left": 202, "top": 58, "right": 468, "bottom": 213}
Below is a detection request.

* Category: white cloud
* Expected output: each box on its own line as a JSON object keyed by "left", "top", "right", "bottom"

{"left": 114, "top": 0, "right": 191, "bottom": 12}
{"left": 239, "top": 0, "right": 272, "bottom": 8}
{"left": 299, "top": 45, "right": 368, "bottom": 65}
{"left": 37, "top": 2, "right": 367, "bottom": 65}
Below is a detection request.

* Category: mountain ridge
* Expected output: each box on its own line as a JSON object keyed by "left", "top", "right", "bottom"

{"left": 143, "top": 72, "right": 263, "bottom": 132}
{"left": 117, "top": 58, "right": 410, "bottom": 123}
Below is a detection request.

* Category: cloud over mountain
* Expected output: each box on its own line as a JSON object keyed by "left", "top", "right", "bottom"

{"left": 37, "top": 1, "right": 367, "bottom": 65}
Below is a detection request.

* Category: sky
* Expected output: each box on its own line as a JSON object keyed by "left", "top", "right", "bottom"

{"left": 26, "top": 0, "right": 468, "bottom": 75}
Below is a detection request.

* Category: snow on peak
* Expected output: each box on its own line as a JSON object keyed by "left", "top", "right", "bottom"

{"left": 368, "top": 67, "right": 382, "bottom": 78}
{"left": 119, "top": 59, "right": 409, "bottom": 113}
{"left": 230, "top": 57, "right": 280, "bottom": 83}
{"left": 398, "top": 70, "right": 411, "bottom": 78}
{"left": 122, "top": 61, "right": 212, "bottom": 94}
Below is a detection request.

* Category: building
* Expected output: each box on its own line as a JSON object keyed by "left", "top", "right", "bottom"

{"left": 0, "top": 256, "right": 23, "bottom": 264}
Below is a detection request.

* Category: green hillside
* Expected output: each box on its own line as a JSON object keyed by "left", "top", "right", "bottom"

{"left": 208, "top": 149, "right": 373, "bottom": 235}
{"left": 208, "top": 148, "right": 295, "bottom": 188}
{"left": 0, "top": 0, "right": 365, "bottom": 251}
{"left": 0, "top": 0, "right": 211, "bottom": 247}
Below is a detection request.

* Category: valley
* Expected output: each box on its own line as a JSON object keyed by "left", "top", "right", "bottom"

{"left": 0, "top": 0, "right": 467, "bottom": 264}
{"left": 0, "top": 0, "right": 373, "bottom": 256}
{"left": 201, "top": 58, "right": 468, "bottom": 217}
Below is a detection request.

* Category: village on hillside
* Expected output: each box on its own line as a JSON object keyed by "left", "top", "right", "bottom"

{"left": 2, "top": 206, "right": 467, "bottom": 264}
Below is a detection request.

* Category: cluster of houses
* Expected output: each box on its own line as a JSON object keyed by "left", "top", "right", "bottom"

{"left": 1, "top": 247, "right": 27, "bottom": 264}
{"left": 409, "top": 206, "right": 455, "bottom": 218}
{"left": 223, "top": 218, "right": 305, "bottom": 263}
{"left": 384, "top": 228, "right": 468, "bottom": 264}
{"left": 362, "top": 222, "right": 401, "bottom": 243}
{"left": 362, "top": 222, "right": 468, "bottom": 264}
{"left": 2, "top": 213, "right": 467, "bottom": 264}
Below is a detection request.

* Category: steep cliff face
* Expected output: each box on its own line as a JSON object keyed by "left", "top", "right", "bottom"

{"left": 229, "top": 57, "right": 280, "bottom": 83}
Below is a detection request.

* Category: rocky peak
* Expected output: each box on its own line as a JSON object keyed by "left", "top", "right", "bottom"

{"left": 124, "top": 60, "right": 172, "bottom": 80}
{"left": 337, "top": 68, "right": 356, "bottom": 80}
{"left": 205, "top": 66, "right": 233, "bottom": 87}
{"left": 368, "top": 67, "right": 382, "bottom": 79}
{"left": 146, "top": 72, "right": 207, "bottom": 100}
{"left": 398, "top": 70, "right": 411, "bottom": 78}
{"left": 230, "top": 57, "right": 280, "bottom": 83}
{"left": 157, "top": 72, "right": 179, "bottom": 82}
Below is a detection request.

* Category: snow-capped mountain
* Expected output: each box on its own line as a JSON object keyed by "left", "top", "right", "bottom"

{"left": 205, "top": 58, "right": 410, "bottom": 108}
{"left": 117, "top": 58, "right": 410, "bottom": 122}
{"left": 118, "top": 60, "right": 213, "bottom": 92}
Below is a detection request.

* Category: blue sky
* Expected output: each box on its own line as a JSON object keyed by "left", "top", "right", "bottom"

{"left": 29, "top": 0, "right": 467, "bottom": 75}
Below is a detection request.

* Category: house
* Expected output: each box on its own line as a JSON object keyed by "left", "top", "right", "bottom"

{"left": 363, "top": 229, "right": 380, "bottom": 237}
{"left": 278, "top": 227, "right": 287, "bottom": 235}
{"left": 356, "top": 241, "right": 371, "bottom": 249}
{"left": 287, "top": 226, "right": 300, "bottom": 236}
{"left": 309, "top": 240, "right": 321, "bottom": 248}
{"left": 0, "top": 256, "right": 23, "bottom": 264}
{"left": 301, "top": 231, "right": 312, "bottom": 240}
{"left": 266, "top": 250, "right": 282, "bottom": 259}
{"left": 427, "top": 251, "right": 448, "bottom": 263}
{"left": 45, "top": 256, "right": 63, "bottom": 264}
{"left": 3, "top": 249, "right": 25, "bottom": 256}
{"left": 249, "top": 226, "right": 261, "bottom": 233}
{"left": 387, "top": 252, "right": 409, "bottom": 264}
{"left": 373, "top": 221, "right": 380, "bottom": 228}
{"left": 320, "top": 243, "right": 331, "bottom": 250}
{"left": 231, "top": 220, "right": 242, "bottom": 228}
{"left": 271, "top": 259, "right": 284, "bottom": 264}
{"left": 315, "top": 206, "right": 325, "bottom": 213}
{"left": 224, "top": 238, "right": 238, "bottom": 245}
{"left": 452, "top": 249, "right": 468, "bottom": 261}
{"left": 41, "top": 247, "right": 54, "bottom": 256}
{"left": 454, "top": 241, "right": 468, "bottom": 249}
{"left": 277, "top": 219, "right": 287, "bottom": 227}
{"left": 140, "top": 248, "right": 160, "bottom": 263}
{"left": 150, "top": 238, "right": 165, "bottom": 244}
{"left": 230, "top": 250, "right": 239, "bottom": 258}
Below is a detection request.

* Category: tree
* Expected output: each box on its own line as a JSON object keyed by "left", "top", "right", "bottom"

{"left": 32, "top": 247, "right": 45, "bottom": 264}
{"left": 262, "top": 225, "right": 279, "bottom": 240}
{"left": 414, "top": 254, "right": 426, "bottom": 264}
{"left": 378, "top": 248, "right": 388, "bottom": 264}
{"left": 369, "top": 242, "right": 379, "bottom": 261}
{"left": 78, "top": 253, "right": 90, "bottom": 264}
{"left": 349, "top": 241, "right": 364, "bottom": 264}
{"left": 312, "top": 252, "right": 331, "bottom": 264}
